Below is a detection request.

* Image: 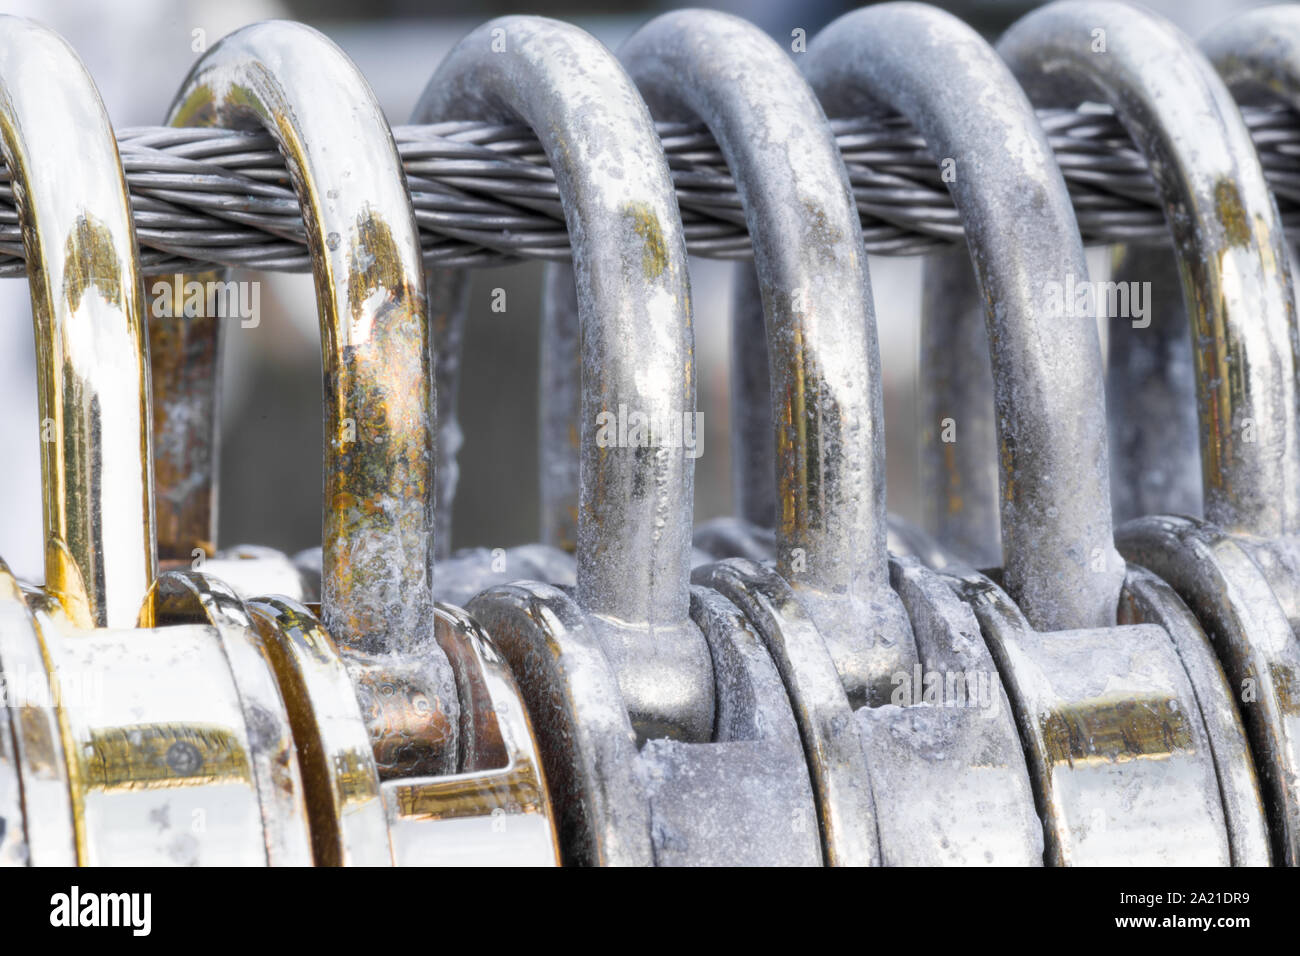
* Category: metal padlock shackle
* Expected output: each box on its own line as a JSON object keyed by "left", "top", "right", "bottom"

{"left": 623, "top": 7, "right": 899, "bottom": 678}
{"left": 1000, "top": 0, "right": 1300, "bottom": 541}
{"left": 170, "top": 22, "right": 435, "bottom": 655}
{"left": 0, "top": 22, "right": 155, "bottom": 629}
{"left": 0, "top": 16, "right": 318, "bottom": 867}
{"left": 624, "top": 7, "right": 899, "bottom": 865}
{"left": 415, "top": 15, "right": 709, "bottom": 730}
{"left": 929, "top": 0, "right": 1300, "bottom": 548}
{"left": 632, "top": 7, "right": 1039, "bottom": 865}
{"left": 1075, "top": 1, "right": 1300, "bottom": 865}
{"left": 803, "top": 1, "right": 1243, "bottom": 864}
{"left": 1205, "top": 5, "right": 1300, "bottom": 108}
{"left": 0, "top": 13, "right": 152, "bottom": 866}
{"left": 807, "top": 0, "right": 1122, "bottom": 633}
{"left": 998, "top": 0, "right": 1293, "bottom": 865}
{"left": 425, "top": 16, "right": 832, "bottom": 866}
{"left": 166, "top": 20, "right": 558, "bottom": 866}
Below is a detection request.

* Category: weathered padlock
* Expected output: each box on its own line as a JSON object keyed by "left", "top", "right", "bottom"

{"left": 1045, "top": 1, "right": 1300, "bottom": 866}
{"left": 420, "top": 15, "right": 822, "bottom": 865}
{"left": 806, "top": 1, "right": 1254, "bottom": 864}
{"left": 0, "top": 15, "right": 314, "bottom": 866}
{"left": 156, "top": 20, "right": 559, "bottom": 865}
{"left": 631, "top": 8, "right": 1039, "bottom": 865}
{"left": 1001, "top": 0, "right": 1286, "bottom": 864}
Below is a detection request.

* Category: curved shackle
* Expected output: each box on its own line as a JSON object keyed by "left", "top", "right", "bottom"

{"left": 1202, "top": 6, "right": 1300, "bottom": 109}
{"left": 620, "top": 9, "right": 886, "bottom": 600}
{"left": 0, "top": 16, "right": 155, "bottom": 629}
{"left": 169, "top": 21, "right": 435, "bottom": 655}
{"left": 804, "top": 2, "right": 1123, "bottom": 631}
{"left": 998, "top": 0, "right": 1300, "bottom": 540}
{"left": 414, "top": 16, "right": 695, "bottom": 629}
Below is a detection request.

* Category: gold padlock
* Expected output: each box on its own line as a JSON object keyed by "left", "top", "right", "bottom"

{"left": 0, "top": 15, "right": 312, "bottom": 866}
{"left": 152, "top": 19, "right": 559, "bottom": 866}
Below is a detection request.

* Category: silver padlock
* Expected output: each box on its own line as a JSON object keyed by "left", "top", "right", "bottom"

{"left": 809, "top": 0, "right": 1250, "bottom": 864}
{"left": 632, "top": 8, "right": 1040, "bottom": 864}
{"left": 1089, "top": 0, "right": 1300, "bottom": 866}
{"left": 422, "top": 15, "right": 822, "bottom": 866}
{"left": 1002, "top": 0, "right": 1285, "bottom": 865}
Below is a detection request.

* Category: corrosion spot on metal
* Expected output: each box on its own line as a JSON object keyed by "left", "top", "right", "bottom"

{"left": 624, "top": 202, "right": 667, "bottom": 280}
{"left": 800, "top": 199, "right": 844, "bottom": 264}
{"left": 1272, "top": 662, "right": 1300, "bottom": 716}
{"left": 80, "top": 723, "right": 250, "bottom": 791}
{"left": 1040, "top": 695, "right": 1194, "bottom": 767}
{"left": 1214, "top": 178, "right": 1251, "bottom": 248}
{"left": 349, "top": 659, "right": 457, "bottom": 780}
{"left": 61, "top": 214, "right": 122, "bottom": 313}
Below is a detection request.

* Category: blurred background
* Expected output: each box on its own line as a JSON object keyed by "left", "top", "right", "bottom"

{"left": 0, "top": 0, "right": 1275, "bottom": 579}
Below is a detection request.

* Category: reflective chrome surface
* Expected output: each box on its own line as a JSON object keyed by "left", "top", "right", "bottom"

{"left": 0, "top": 15, "right": 292, "bottom": 867}
{"left": 170, "top": 20, "right": 560, "bottom": 866}
{"left": 0, "top": 15, "right": 154, "bottom": 629}
{"left": 0, "top": 559, "right": 75, "bottom": 865}
{"left": 171, "top": 21, "right": 436, "bottom": 655}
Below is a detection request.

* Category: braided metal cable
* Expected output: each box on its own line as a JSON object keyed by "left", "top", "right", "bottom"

{"left": 0, "top": 103, "right": 1297, "bottom": 275}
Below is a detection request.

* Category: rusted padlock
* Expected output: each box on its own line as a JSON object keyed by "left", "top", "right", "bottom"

{"left": 154, "top": 20, "right": 560, "bottom": 865}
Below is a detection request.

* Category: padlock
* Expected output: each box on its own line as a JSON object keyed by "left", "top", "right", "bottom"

{"left": 805, "top": 1, "right": 1259, "bottom": 864}
{"left": 1074, "top": 1, "right": 1300, "bottom": 865}
{"left": 418, "top": 15, "right": 823, "bottom": 866}
{"left": 0, "top": 15, "right": 313, "bottom": 866}
{"left": 626, "top": 8, "right": 1039, "bottom": 864}
{"left": 1001, "top": 0, "right": 1287, "bottom": 864}
{"left": 156, "top": 20, "right": 560, "bottom": 865}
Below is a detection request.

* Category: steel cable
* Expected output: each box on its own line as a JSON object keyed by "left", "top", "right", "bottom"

{"left": 0, "top": 103, "right": 1296, "bottom": 275}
